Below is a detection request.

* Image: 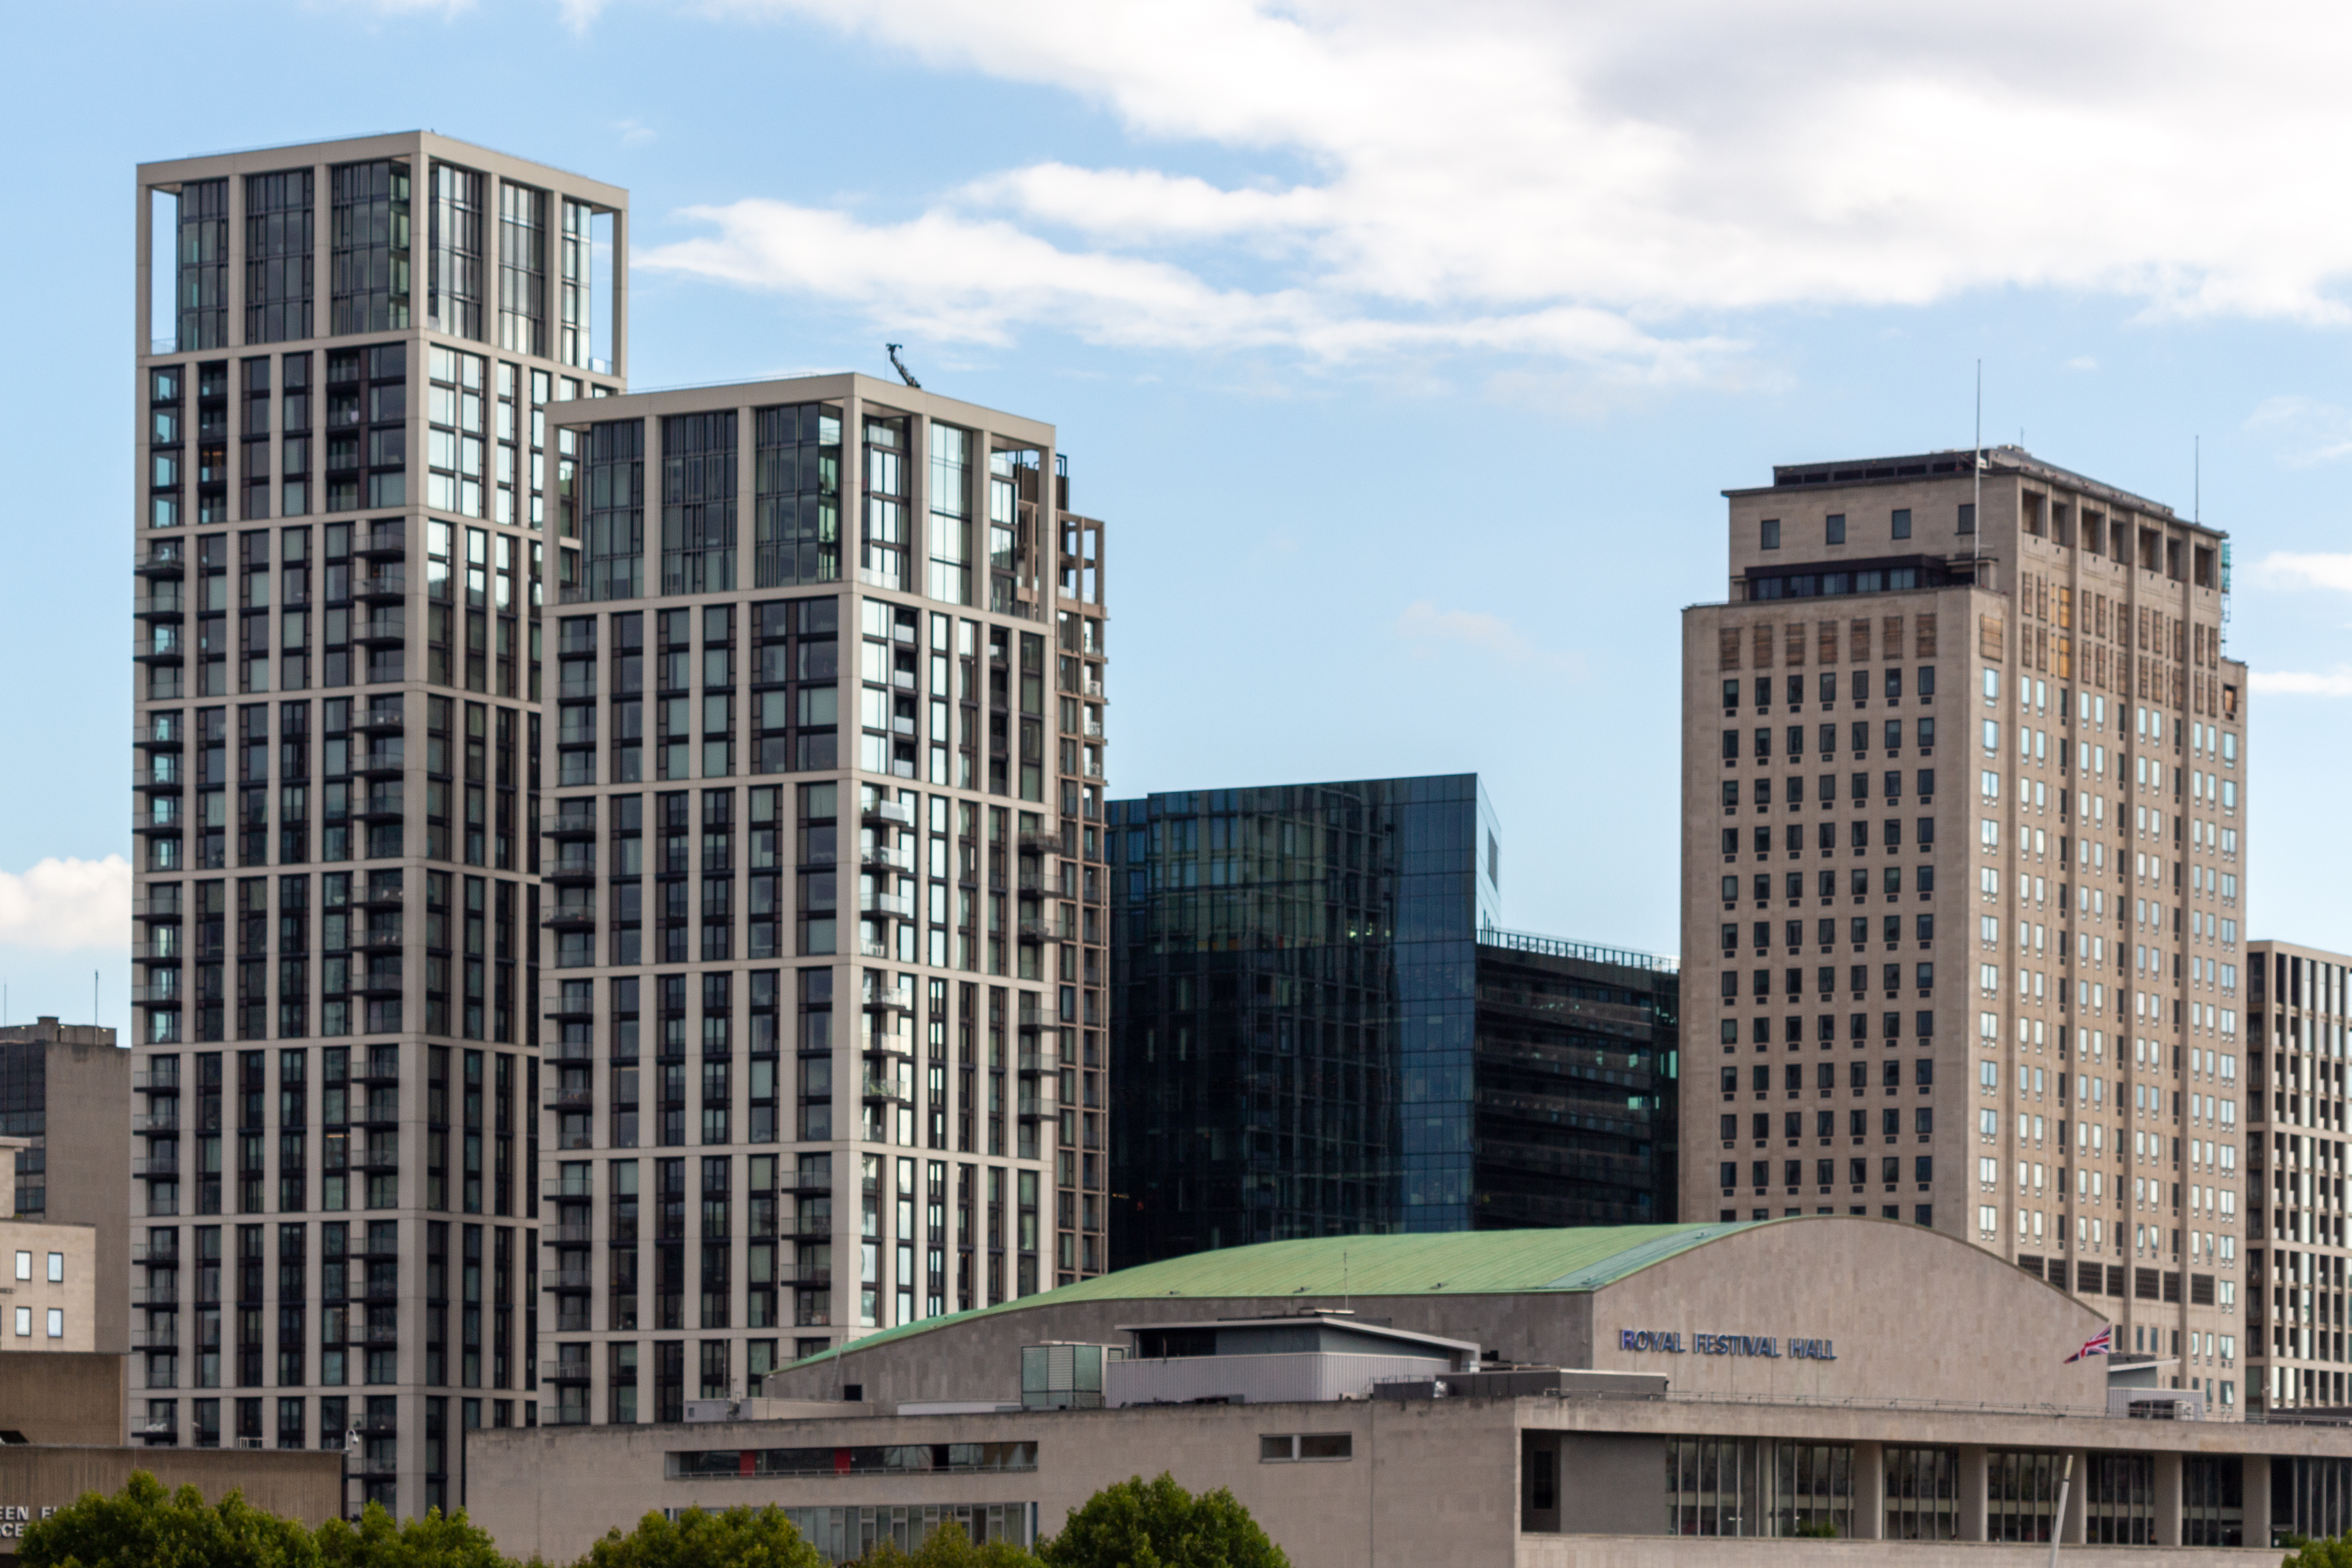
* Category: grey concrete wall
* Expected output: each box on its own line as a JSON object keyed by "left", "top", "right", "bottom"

{"left": 1555, "top": 1433, "right": 1663, "bottom": 1537}
{"left": 0, "top": 1444, "right": 343, "bottom": 1529}
{"left": 468, "top": 1396, "right": 1522, "bottom": 1568}
{"left": 1588, "top": 1217, "right": 2111, "bottom": 1410}
{"left": 0, "top": 1353, "right": 123, "bottom": 1446}
{"left": 43, "top": 1043, "right": 129, "bottom": 1357}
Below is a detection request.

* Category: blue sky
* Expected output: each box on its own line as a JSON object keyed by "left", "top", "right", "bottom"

{"left": 7, "top": 0, "right": 2352, "bottom": 1035}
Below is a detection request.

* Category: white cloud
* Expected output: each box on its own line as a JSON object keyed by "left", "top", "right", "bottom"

{"left": 614, "top": 118, "right": 657, "bottom": 148}
{"left": 2252, "top": 668, "right": 2352, "bottom": 696}
{"left": 2245, "top": 395, "right": 2352, "bottom": 466}
{"left": 0, "top": 858, "right": 130, "bottom": 951}
{"left": 1396, "top": 601, "right": 1583, "bottom": 673}
{"left": 2249, "top": 550, "right": 2352, "bottom": 593}
{"left": 631, "top": 0, "right": 2352, "bottom": 376}
{"left": 2066, "top": 356, "right": 2099, "bottom": 371}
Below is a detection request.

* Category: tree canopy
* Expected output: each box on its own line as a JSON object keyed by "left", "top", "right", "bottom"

{"left": 22, "top": 1476, "right": 516, "bottom": 1568}
{"left": 1037, "top": 1474, "right": 1290, "bottom": 1568}
{"left": 578, "top": 1504, "right": 825, "bottom": 1568}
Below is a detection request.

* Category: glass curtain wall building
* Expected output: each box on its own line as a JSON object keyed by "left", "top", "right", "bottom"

{"left": 133, "top": 134, "right": 627, "bottom": 1516}
{"left": 1107, "top": 774, "right": 1678, "bottom": 1269}
{"left": 533, "top": 376, "right": 1111, "bottom": 1439}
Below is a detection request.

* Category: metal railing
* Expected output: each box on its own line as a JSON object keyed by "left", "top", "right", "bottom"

{"left": 1476, "top": 925, "right": 1680, "bottom": 974}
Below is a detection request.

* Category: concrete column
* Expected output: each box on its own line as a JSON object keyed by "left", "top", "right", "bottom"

{"left": 1852, "top": 1441, "right": 1884, "bottom": 1539}
{"left": 1958, "top": 1445, "right": 1989, "bottom": 1542}
{"left": 2244, "top": 1453, "right": 2273, "bottom": 1549}
{"left": 2063, "top": 1450, "right": 2089, "bottom": 1545}
{"left": 2155, "top": 1449, "right": 2182, "bottom": 1546}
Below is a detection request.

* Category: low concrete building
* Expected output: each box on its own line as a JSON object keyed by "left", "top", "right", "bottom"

{"left": 0, "top": 1019, "right": 128, "bottom": 1356}
{"left": 468, "top": 1217, "right": 2328, "bottom": 1563}
{"left": 0, "top": 1142, "right": 98, "bottom": 1357}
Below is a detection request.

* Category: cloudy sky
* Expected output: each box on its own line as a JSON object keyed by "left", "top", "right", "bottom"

{"left": 8, "top": 0, "right": 2352, "bottom": 1033}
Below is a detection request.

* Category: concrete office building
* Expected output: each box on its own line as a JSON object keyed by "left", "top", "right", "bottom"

{"left": 530, "top": 373, "right": 1112, "bottom": 1441}
{"left": 2244, "top": 941, "right": 2352, "bottom": 1416}
{"left": 0, "top": 1144, "right": 99, "bottom": 1356}
{"left": 0, "top": 1019, "right": 130, "bottom": 1351}
{"left": 132, "top": 132, "right": 1109, "bottom": 1517}
{"left": 1681, "top": 450, "right": 2247, "bottom": 1411}
{"left": 1107, "top": 775, "right": 1677, "bottom": 1268}
{"left": 469, "top": 1216, "right": 2342, "bottom": 1564}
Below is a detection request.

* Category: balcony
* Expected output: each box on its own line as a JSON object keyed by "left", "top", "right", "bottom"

{"left": 131, "top": 1284, "right": 180, "bottom": 1306}
{"left": 544, "top": 1270, "right": 593, "bottom": 1293}
{"left": 862, "top": 798, "right": 913, "bottom": 829}
{"left": 1083, "top": 678, "right": 1104, "bottom": 699}
{"left": 1016, "top": 918, "right": 1071, "bottom": 945}
{"left": 133, "top": 723, "right": 186, "bottom": 752}
{"left": 543, "top": 1086, "right": 594, "bottom": 1112}
{"left": 353, "top": 710, "right": 405, "bottom": 735}
{"left": 860, "top": 843, "right": 906, "bottom": 872}
{"left": 543, "top": 808, "right": 600, "bottom": 840}
{"left": 861, "top": 1070, "right": 915, "bottom": 1105}
{"left": 133, "top": 627, "right": 186, "bottom": 663}
{"left": 540, "top": 1360, "right": 594, "bottom": 1384}
{"left": 539, "top": 1224, "right": 593, "bottom": 1245}
{"left": 1018, "top": 830, "right": 1062, "bottom": 856}
{"left": 547, "top": 857, "right": 598, "bottom": 887}
{"left": 132, "top": 1071, "right": 181, "bottom": 1093}
{"left": 543, "top": 1181, "right": 594, "bottom": 1202}
{"left": 132, "top": 1111, "right": 180, "bottom": 1133}
{"left": 352, "top": 565, "right": 407, "bottom": 600}
{"left": 134, "top": 802, "right": 186, "bottom": 834}
{"left": 353, "top": 614, "right": 405, "bottom": 647}
{"left": 862, "top": 891, "right": 911, "bottom": 921}
{"left": 542, "top": 907, "right": 597, "bottom": 933}
{"left": 135, "top": 546, "right": 187, "bottom": 579}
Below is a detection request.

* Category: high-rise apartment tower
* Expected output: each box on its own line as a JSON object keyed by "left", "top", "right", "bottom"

{"left": 533, "top": 374, "right": 1111, "bottom": 1433}
{"left": 1680, "top": 448, "right": 2248, "bottom": 1409}
{"left": 2244, "top": 941, "right": 2351, "bottom": 1417}
{"left": 130, "top": 132, "right": 1110, "bottom": 1518}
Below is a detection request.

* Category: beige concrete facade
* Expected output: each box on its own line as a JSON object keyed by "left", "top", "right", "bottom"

{"left": 1681, "top": 450, "right": 2246, "bottom": 1412}
{"left": 529, "top": 368, "right": 1110, "bottom": 1437}
{"left": 132, "top": 131, "right": 633, "bottom": 1517}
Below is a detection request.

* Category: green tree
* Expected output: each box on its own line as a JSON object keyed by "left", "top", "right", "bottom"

{"left": 580, "top": 1506, "right": 825, "bottom": 1568}
{"left": 1038, "top": 1474, "right": 1289, "bottom": 1568}
{"left": 851, "top": 1521, "right": 1039, "bottom": 1568}
{"left": 21, "top": 1470, "right": 321, "bottom": 1568}
{"left": 316, "top": 1501, "right": 517, "bottom": 1568}
{"left": 2283, "top": 1534, "right": 2352, "bottom": 1568}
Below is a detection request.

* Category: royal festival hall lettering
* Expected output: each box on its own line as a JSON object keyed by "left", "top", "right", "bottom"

{"left": 1618, "top": 1329, "right": 1837, "bottom": 1361}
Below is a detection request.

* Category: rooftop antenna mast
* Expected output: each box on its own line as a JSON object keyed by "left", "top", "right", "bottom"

{"left": 1972, "top": 361, "right": 1983, "bottom": 575}
{"left": 2195, "top": 435, "right": 2201, "bottom": 524}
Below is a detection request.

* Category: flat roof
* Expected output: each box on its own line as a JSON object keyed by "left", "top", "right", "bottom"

{"left": 1112, "top": 1314, "right": 1479, "bottom": 1356}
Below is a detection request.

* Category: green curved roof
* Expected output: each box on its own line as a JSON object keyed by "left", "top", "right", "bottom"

{"left": 786, "top": 1220, "right": 1757, "bottom": 1369}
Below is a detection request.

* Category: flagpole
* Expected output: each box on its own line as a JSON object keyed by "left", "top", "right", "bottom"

{"left": 2048, "top": 1452, "right": 2073, "bottom": 1567}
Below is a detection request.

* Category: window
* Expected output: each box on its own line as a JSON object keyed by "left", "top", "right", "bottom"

{"left": 1261, "top": 1433, "right": 1352, "bottom": 1462}
{"left": 10, "top": 1251, "right": 25, "bottom": 1281}
{"left": 1824, "top": 514, "right": 1846, "bottom": 545}
{"left": 10, "top": 1307, "right": 24, "bottom": 1337}
{"left": 45, "top": 1309, "right": 62, "bottom": 1339}
{"left": 1891, "top": 509, "right": 1912, "bottom": 540}
{"left": 1760, "top": 519, "right": 1781, "bottom": 550}
{"left": 46, "top": 1253, "right": 62, "bottom": 1284}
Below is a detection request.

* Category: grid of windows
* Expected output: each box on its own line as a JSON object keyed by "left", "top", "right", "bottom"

{"left": 244, "top": 172, "right": 315, "bottom": 345}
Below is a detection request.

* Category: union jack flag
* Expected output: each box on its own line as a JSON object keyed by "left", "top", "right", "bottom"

{"left": 2064, "top": 1325, "right": 2113, "bottom": 1364}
